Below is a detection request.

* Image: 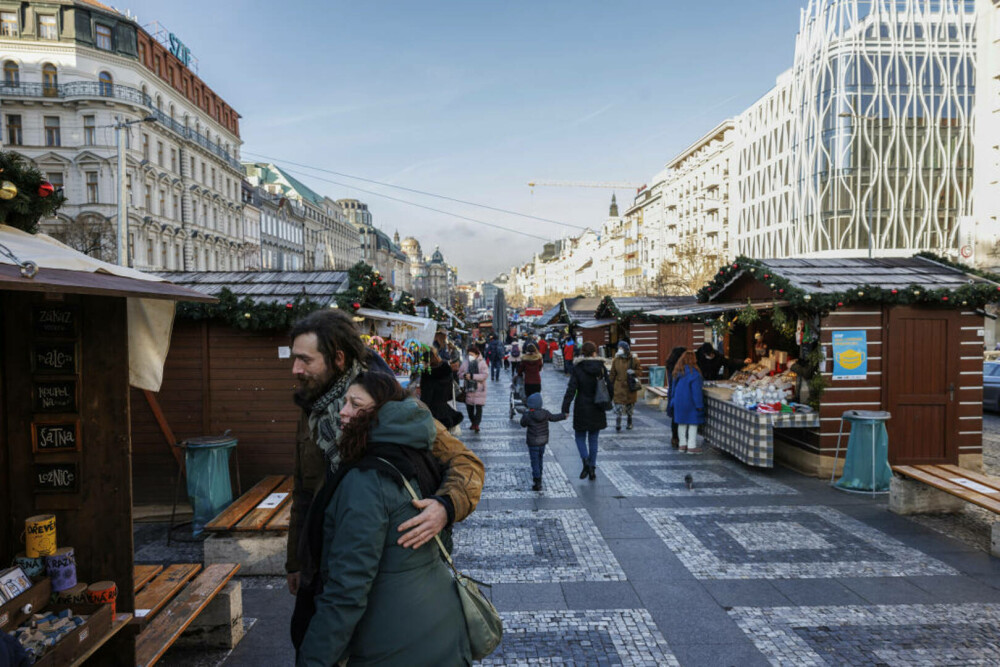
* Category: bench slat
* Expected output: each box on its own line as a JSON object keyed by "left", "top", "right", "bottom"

{"left": 893, "top": 465, "right": 1000, "bottom": 514}
{"left": 265, "top": 501, "right": 292, "bottom": 531}
{"left": 204, "top": 475, "right": 285, "bottom": 531}
{"left": 235, "top": 476, "right": 294, "bottom": 531}
{"left": 932, "top": 464, "right": 1000, "bottom": 494}
{"left": 134, "top": 563, "right": 202, "bottom": 622}
{"left": 135, "top": 563, "right": 241, "bottom": 667}
{"left": 134, "top": 564, "right": 164, "bottom": 593}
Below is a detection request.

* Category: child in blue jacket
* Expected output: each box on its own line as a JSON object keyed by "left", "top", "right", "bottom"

{"left": 519, "top": 393, "right": 567, "bottom": 490}
{"left": 668, "top": 350, "right": 705, "bottom": 454}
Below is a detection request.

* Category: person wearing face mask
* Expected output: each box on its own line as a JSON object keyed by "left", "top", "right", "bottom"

{"left": 458, "top": 345, "right": 488, "bottom": 433}
{"left": 609, "top": 340, "right": 643, "bottom": 431}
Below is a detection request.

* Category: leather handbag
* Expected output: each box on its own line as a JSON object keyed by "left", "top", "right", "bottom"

{"left": 377, "top": 458, "right": 503, "bottom": 660}
{"left": 594, "top": 368, "right": 613, "bottom": 411}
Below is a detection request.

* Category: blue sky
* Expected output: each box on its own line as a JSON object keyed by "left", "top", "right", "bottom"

{"left": 122, "top": 0, "right": 807, "bottom": 281}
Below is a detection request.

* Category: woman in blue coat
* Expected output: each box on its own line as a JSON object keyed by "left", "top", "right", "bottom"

{"left": 668, "top": 350, "right": 704, "bottom": 454}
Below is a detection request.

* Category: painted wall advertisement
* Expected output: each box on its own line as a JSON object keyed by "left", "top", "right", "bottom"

{"left": 832, "top": 330, "right": 867, "bottom": 380}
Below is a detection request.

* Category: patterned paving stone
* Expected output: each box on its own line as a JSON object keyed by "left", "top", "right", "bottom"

{"left": 640, "top": 505, "right": 958, "bottom": 580}
{"left": 453, "top": 509, "right": 626, "bottom": 582}
{"left": 480, "top": 459, "right": 576, "bottom": 498}
{"left": 466, "top": 436, "right": 538, "bottom": 455}
{"left": 479, "top": 609, "right": 678, "bottom": 666}
{"left": 730, "top": 603, "right": 1000, "bottom": 666}
{"left": 601, "top": 460, "right": 798, "bottom": 497}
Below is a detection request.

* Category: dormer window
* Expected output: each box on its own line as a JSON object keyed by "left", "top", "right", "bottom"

{"left": 95, "top": 24, "right": 112, "bottom": 50}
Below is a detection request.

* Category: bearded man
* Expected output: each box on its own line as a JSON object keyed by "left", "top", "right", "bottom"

{"left": 285, "top": 309, "right": 484, "bottom": 595}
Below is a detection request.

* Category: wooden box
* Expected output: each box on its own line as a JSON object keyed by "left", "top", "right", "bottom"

{"left": 0, "top": 577, "right": 51, "bottom": 633}
{"left": 33, "top": 602, "right": 112, "bottom": 667}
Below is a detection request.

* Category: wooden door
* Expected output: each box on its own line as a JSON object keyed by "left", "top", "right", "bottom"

{"left": 885, "top": 307, "right": 960, "bottom": 465}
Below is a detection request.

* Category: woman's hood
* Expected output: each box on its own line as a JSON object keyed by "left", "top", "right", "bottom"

{"left": 369, "top": 398, "right": 435, "bottom": 450}
{"left": 521, "top": 352, "right": 542, "bottom": 361}
{"left": 578, "top": 358, "right": 606, "bottom": 376}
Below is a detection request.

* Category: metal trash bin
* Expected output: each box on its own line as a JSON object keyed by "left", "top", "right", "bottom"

{"left": 830, "top": 410, "right": 891, "bottom": 495}
{"left": 179, "top": 434, "right": 239, "bottom": 536}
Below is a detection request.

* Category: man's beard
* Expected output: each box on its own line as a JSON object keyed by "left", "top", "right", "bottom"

{"left": 294, "top": 368, "right": 338, "bottom": 403}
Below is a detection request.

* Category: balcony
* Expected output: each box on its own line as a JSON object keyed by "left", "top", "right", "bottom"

{"left": 0, "top": 81, "right": 241, "bottom": 171}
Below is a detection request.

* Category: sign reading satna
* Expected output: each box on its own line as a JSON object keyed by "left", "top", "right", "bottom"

{"left": 169, "top": 33, "right": 192, "bottom": 68}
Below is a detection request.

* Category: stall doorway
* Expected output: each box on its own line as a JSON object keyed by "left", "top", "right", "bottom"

{"left": 884, "top": 307, "right": 960, "bottom": 465}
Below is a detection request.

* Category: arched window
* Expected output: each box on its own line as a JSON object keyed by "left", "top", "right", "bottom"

{"left": 98, "top": 71, "right": 113, "bottom": 97}
{"left": 2, "top": 61, "right": 18, "bottom": 86}
{"left": 41, "top": 63, "right": 57, "bottom": 95}
{"left": 155, "top": 93, "right": 162, "bottom": 111}
{"left": 169, "top": 103, "right": 175, "bottom": 120}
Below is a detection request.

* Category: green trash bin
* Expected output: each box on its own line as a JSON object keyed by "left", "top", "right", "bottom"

{"left": 647, "top": 365, "right": 666, "bottom": 387}
{"left": 831, "top": 410, "right": 891, "bottom": 494}
{"left": 183, "top": 434, "right": 238, "bottom": 536}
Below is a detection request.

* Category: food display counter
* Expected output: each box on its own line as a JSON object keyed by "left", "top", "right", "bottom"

{"left": 702, "top": 386, "right": 820, "bottom": 468}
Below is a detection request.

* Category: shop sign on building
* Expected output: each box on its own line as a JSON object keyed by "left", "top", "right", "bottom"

{"left": 832, "top": 330, "right": 867, "bottom": 380}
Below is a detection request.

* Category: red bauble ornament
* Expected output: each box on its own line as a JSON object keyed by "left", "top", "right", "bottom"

{"left": 352, "top": 302, "right": 360, "bottom": 310}
{"left": 764, "top": 274, "right": 770, "bottom": 279}
{"left": 38, "top": 181, "right": 54, "bottom": 197}
{"left": 732, "top": 264, "right": 738, "bottom": 269}
{"left": 891, "top": 289, "right": 898, "bottom": 294}
{"left": 778, "top": 289, "right": 784, "bottom": 294}
{"left": 942, "top": 296, "right": 949, "bottom": 301}
{"left": 286, "top": 303, "right": 293, "bottom": 309}
{"left": 372, "top": 282, "right": 377, "bottom": 286}
{"left": 719, "top": 270, "right": 724, "bottom": 276}
{"left": 837, "top": 302, "right": 843, "bottom": 307}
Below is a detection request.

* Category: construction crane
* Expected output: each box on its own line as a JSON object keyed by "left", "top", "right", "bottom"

{"left": 528, "top": 180, "right": 644, "bottom": 193}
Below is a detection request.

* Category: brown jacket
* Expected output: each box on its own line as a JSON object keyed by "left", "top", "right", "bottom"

{"left": 609, "top": 354, "right": 642, "bottom": 405}
{"left": 286, "top": 410, "right": 484, "bottom": 573}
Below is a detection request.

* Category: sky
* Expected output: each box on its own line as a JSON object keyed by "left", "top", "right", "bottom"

{"left": 120, "top": 0, "right": 808, "bottom": 281}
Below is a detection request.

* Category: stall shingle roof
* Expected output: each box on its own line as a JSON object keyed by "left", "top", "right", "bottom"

{"left": 607, "top": 295, "right": 698, "bottom": 311}
{"left": 708, "top": 257, "right": 994, "bottom": 301}
{"left": 563, "top": 297, "right": 603, "bottom": 323}
{"left": 153, "top": 271, "right": 349, "bottom": 304}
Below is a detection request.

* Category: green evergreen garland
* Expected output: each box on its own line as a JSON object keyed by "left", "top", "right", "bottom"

{"left": 395, "top": 291, "right": 417, "bottom": 316}
{"left": 176, "top": 288, "right": 322, "bottom": 331}
{"left": 336, "top": 261, "right": 394, "bottom": 312}
{"left": 0, "top": 150, "right": 67, "bottom": 233}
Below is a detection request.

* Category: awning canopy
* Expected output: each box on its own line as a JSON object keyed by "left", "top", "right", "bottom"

{"left": 355, "top": 307, "right": 437, "bottom": 345}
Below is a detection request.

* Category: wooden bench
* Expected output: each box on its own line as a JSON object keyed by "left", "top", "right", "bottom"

{"left": 890, "top": 464, "right": 1000, "bottom": 557}
{"left": 643, "top": 385, "right": 669, "bottom": 411}
{"left": 132, "top": 562, "right": 242, "bottom": 666}
{"left": 203, "top": 474, "right": 292, "bottom": 575}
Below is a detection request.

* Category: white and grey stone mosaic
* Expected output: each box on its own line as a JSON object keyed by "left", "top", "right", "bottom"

{"left": 452, "top": 509, "right": 626, "bottom": 582}
{"left": 467, "top": 436, "right": 542, "bottom": 455}
{"left": 730, "top": 603, "right": 1000, "bottom": 666}
{"left": 601, "top": 460, "right": 798, "bottom": 497}
{"left": 478, "top": 608, "right": 678, "bottom": 666}
{"left": 640, "top": 505, "right": 958, "bottom": 579}
{"left": 480, "top": 459, "right": 576, "bottom": 498}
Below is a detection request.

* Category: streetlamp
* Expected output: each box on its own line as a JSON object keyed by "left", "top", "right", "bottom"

{"left": 837, "top": 109, "right": 877, "bottom": 259}
{"left": 115, "top": 115, "right": 158, "bottom": 267}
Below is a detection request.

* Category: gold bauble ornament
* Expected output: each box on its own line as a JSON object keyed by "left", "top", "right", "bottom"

{"left": 0, "top": 180, "right": 17, "bottom": 200}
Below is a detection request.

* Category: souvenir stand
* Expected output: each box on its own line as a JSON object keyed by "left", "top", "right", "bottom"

{"left": 593, "top": 296, "right": 698, "bottom": 379}
{"left": 696, "top": 255, "right": 997, "bottom": 476}
{"left": 0, "top": 225, "right": 215, "bottom": 665}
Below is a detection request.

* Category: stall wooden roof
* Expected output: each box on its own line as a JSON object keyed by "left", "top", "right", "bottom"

{"left": 0, "top": 263, "right": 215, "bottom": 302}
{"left": 596, "top": 295, "right": 698, "bottom": 319}
{"left": 562, "top": 297, "right": 604, "bottom": 324}
{"left": 154, "top": 270, "right": 349, "bottom": 304}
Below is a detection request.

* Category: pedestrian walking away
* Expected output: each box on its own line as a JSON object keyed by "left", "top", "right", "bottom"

{"left": 419, "top": 347, "right": 464, "bottom": 433}
{"left": 485, "top": 335, "right": 504, "bottom": 381}
{"left": 291, "top": 372, "right": 472, "bottom": 665}
{"left": 518, "top": 393, "right": 567, "bottom": 491}
{"left": 668, "top": 350, "right": 705, "bottom": 454}
{"left": 609, "top": 340, "right": 642, "bottom": 431}
{"left": 509, "top": 338, "right": 522, "bottom": 376}
{"left": 562, "top": 341, "right": 611, "bottom": 481}
{"left": 518, "top": 343, "right": 544, "bottom": 397}
{"left": 285, "top": 309, "right": 484, "bottom": 600}
{"left": 562, "top": 337, "right": 575, "bottom": 374}
{"left": 459, "top": 345, "right": 488, "bottom": 432}
{"left": 663, "top": 346, "right": 687, "bottom": 448}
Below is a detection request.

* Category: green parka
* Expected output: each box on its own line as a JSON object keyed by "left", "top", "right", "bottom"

{"left": 296, "top": 398, "right": 471, "bottom": 667}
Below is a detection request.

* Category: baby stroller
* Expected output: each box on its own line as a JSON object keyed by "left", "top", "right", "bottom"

{"left": 509, "top": 374, "right": 526, "bottom": 419}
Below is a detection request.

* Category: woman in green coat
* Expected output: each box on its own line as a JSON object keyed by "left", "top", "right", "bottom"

{"left": 293, "top": 372, "right": 471, "bottom": 666}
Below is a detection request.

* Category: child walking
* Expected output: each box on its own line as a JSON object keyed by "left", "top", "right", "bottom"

{"left": 667, "top": 350, "right": 705, "bottom": 454}
{"left": 519, "top": 393, "right": 566, "bottom": 490}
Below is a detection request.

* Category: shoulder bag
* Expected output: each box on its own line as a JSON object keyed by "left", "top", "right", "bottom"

{"left": 377, "top": 458, "right": 503, "bottom": 660}
{"left": 626, "top": 359, "right": 642, "bottom": 393}
{"left": 593, "top": 366, "right": 613, "bottom": 411}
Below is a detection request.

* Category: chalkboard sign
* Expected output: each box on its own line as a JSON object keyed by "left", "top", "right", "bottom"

{"left": 33, "top": 380, "right": 77, "bottom": 413}
{"left": 34, "top": 463, "right": 79, "bottom": 493}
{"left": 32, "top": 421, "right": 80, "bottom": 453}
{"left": 32, "top": 342, "right": 77, "bottom": 374}
{"left": 32, "top": 306, "right": 78, "bottom": 336}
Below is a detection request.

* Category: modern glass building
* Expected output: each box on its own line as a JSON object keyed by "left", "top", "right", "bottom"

{"left": 790, "top": 0, "right": 976, "bottom": 257}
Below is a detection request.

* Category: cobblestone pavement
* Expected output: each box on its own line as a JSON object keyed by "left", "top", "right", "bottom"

{"left": 154, "top": 364, "right": 1000, "bottom": 666}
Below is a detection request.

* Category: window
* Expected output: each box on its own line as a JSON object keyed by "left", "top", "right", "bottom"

{"left": 0, "top": 11, "right": 17, "bottom": 37}
{"left": 5, "top": 114, "right": 21, "bottom": 145}
{"left": 95, "top": 24, "right": 112, "bottom": 50}
{"left": 200, "top": 162, "right": 206, "bottom": 183}
{"left": 83, "top": 115, "right": 95, "bottom": 145}
{"left": 85, "top": 171, "right": 98, "bottom": 203}
{"left": 161, "top": 242, "right": 168, "bottom": 268}
{"left": 38, "top": 15, "right": 57, "bottom": 40}
{"left": 170, "top": 148, "right": 177, "bottom": 172}
{"left": 154, "top": 56, "right": 161, "bottom": 77}
{"left": 47, "top": 172, "right": 63, "bottom": 193}
{"left": 158, "top": 189, "right": 165, "bottom": 214}
{"left": 190, "top": 156, "right": 195, "bottom": 176}
{"left": 98, "top": 71, "right": 112, "bottom": 96}
{"left": 174, "top": 243, "right": 181, "bottom": 269}
{"left": 144, "top": 183, "right": 151, "bottom": 210}
{"left": 172, "top": 194, "right": 179, "bottom": 219}
{"left": 42, "top": 64, "right": 57, "bottom": 95}
{"left": 3, "top": 61, "right": 18, "bottom": 86}
{"left": 146, "top": 239, "right": 153, "bottom": 265}
{"left": 157, "top": 141, "right": 163, "bottom": 166}
{"left": 142, "top": 133, "right": 149, "bottom": 160}
{"left": 138, "top": 41, "right": 145, "bottom": 64}
{"left": 44, "top": 116, "right": 60, "bottom": 146}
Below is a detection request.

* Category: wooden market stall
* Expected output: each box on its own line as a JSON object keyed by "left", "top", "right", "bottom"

{"left": 698, "top": 255, "right": 996, "bottom": 476}
{"left": 593, "top": 296, "right": 698, "bottom": 378}
{"left": 0, "top": 227, "right": 217, "bottom": 665}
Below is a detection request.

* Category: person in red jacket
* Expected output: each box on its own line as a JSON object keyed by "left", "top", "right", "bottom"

{"left": 562, "top": 338, "right": 575, "bottom": 374}
{"left": 517, "top": 343, "right": 544, "bottom": 396}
